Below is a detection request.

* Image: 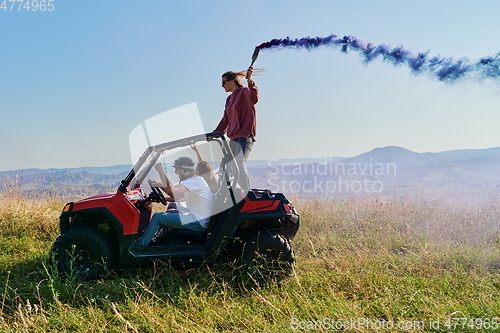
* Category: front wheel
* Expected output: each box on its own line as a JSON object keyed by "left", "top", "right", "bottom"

{"left": 50, "top": 227, "right": 113, "bottom": 281}
{"left": 242, "top": 231, "right": 294, "bottom": 283}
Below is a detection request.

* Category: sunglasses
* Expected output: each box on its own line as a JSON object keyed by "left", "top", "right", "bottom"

{"left": 221, "top": 80, "right": 231, "bottom": 86}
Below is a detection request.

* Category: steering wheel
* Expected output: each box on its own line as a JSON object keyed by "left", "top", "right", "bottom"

{"left": 148, "top": 179, "right": 168, "bottom": 205}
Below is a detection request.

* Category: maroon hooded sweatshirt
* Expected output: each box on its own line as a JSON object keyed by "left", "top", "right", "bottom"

{"left": 214, "top": 81, "right": 258, "bottom": 140}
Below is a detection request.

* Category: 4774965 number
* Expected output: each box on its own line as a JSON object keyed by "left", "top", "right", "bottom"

{"left": 1, "top": 0, "right": 55, "bottom": 11}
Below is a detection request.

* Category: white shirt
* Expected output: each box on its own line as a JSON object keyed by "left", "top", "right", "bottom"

{"left": 177, "top": 175, "right": 213, "bottom": 228}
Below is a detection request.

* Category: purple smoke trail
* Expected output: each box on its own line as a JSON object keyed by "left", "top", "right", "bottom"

{"left": 257, "top": 34, "right": 500, "bottom": 82}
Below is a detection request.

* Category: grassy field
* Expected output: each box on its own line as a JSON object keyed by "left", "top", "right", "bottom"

{"left": 0, "top": 192, "right": 499, "bottom": 332}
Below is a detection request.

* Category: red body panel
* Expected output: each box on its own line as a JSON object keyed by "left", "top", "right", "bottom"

{"left": 72, "top": 191, "right": 142, "bottom": 235}
{"left": 240, "top": 197, "right": 280, "bottom": 213}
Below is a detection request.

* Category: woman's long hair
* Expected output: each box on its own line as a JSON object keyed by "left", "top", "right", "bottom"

{"left": 196, "top": 161, "right": 218, "bottom": 192}
{"left": 222, "top": 69, "right": 262, "bottom": 87}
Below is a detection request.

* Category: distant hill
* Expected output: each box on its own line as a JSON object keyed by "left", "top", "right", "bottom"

{"left": 341, "top": 146, "right": 427, "bottom": 167}
{"left": 247, "top": 146, "right": 500, "bottom": 200}
{"left": 0, "top": 166, "right": 132, "bottom": 184}
{"left": 0, "top": 165, "right": 133, "bottom": 197}
{"left": 2, "top": 146, "right": 500, "bottom": 200}
{"left": 438, "top": 147, "right": 500, "bottom": 159}
{"left": 337, "top": 146, "right": 500, "bottom": 167}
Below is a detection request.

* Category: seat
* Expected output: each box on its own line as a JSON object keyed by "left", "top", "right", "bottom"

{"left": 259, "top": 191, "right": 272, "bottom": 200}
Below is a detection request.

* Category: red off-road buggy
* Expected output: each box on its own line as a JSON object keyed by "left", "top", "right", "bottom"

{"left": 50, "top": 133, "right": 299, "bottom": 280}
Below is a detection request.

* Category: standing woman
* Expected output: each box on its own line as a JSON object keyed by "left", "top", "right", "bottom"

{"left": 214, "top": 67, "right": 258, "bottom": 192}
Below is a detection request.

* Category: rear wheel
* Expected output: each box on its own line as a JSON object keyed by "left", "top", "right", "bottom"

{"left": 242, "top": 231, "right": 294, "bottom": 282}
{"left": 50, "top": 227, "right": 113, "bottom": 281}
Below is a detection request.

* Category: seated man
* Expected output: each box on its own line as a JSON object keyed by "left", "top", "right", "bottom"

{"left": 137, "top": 156, "right": 214, "bottom": 247}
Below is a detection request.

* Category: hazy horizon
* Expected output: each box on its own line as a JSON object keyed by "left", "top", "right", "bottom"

{"left": 3, "top": 1, "right": 500, "bottom": 171}
{"left": 2, "top": 144, "right": 500, "bottom": 172}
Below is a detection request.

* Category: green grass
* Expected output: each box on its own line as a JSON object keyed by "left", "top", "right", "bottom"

{"left": 0, "top": 194, "right": 500, "bottom": 332}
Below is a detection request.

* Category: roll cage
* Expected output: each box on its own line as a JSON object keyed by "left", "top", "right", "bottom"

{"left": 117, "top": 132, "right": 239, "bottom": 205}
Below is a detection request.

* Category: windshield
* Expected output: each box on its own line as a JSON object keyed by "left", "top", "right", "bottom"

{"left": 126, "top": 136, "right": 226, "bottom": 195}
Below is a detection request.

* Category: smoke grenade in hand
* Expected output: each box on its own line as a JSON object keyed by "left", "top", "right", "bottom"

{"left": 250, "top": 47, "right": 260, "bottom": 67}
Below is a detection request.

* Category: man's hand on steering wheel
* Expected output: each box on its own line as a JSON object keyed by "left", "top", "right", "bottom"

{"left": 148, "top": 179, "right": 168, "bottom": 205}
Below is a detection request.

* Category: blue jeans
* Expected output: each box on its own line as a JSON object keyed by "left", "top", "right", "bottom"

{"left": 229, "top": 137, "right": 254, "bottom": 191}
{"left": 137, "top": 212, "right": 205, "bottom": 247}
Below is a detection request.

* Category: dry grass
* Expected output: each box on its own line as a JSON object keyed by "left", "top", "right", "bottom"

{"left": 0, "top": 191, "right": 499, "bottom": 332}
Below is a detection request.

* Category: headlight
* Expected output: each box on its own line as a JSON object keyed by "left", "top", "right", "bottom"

{"left": 62, "top": 202, "right": 74, "bottom": 213}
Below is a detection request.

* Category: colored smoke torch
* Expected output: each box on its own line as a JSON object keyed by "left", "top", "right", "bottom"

{"left": 250, "top": 47, "right": 260, "bottom": 67}
{"left": 256, "top": 34, "right": 500, "bottom": 82}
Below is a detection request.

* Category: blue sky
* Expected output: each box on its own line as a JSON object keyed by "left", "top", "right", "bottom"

{"left": 1, "top": 0, "right": 500, "bottom": 171}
